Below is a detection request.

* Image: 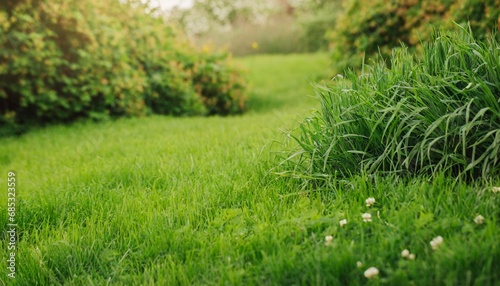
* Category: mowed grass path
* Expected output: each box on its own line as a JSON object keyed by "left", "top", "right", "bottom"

{"left": 1, "top": 53, "right": 500, "bottom": 285}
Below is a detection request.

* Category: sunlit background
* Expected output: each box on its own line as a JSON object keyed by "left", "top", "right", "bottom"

{"left": 151, "top": 0, "right": 193, "bottom": 10}
{"left": 157, "top": 0, "right": 323, "bottom": 56}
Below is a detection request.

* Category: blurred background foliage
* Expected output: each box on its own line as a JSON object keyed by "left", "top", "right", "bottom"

{"left": 330, "top": 0, "right": 500, "bottom": 73}
{"left": 0, "top": 0, "right": 246, "bottom": 135}
{"left": 169, "top": 0, "right": 498, "bottom": 69}
{"left": 167, "top": 0, "right": 341, "bottom": 55}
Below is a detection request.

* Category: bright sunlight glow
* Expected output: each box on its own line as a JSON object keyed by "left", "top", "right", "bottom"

{"left": 150, "top": 0, "right": 194, "bottom": 10}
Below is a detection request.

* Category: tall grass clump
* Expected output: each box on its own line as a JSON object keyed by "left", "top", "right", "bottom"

{"left": 282, "top": 25, "right": 500, "bottom": 183}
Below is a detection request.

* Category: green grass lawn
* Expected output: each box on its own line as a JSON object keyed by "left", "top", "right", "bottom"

{"left": 1, "top": 53, "right": 499, "bottom": 285}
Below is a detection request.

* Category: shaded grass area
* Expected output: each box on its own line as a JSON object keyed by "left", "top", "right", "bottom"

{"left": 0, "top": 53, "right": 499, "bottom": 285}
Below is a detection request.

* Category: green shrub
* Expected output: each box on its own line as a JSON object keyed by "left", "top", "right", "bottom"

{"left": 0, "top": 0, "right": 147, "bottom": 126}
{"left": 329, "top": 0, "right": 499, "bottom": 73}
{"left": 144, "top": 47, "right": 246, "bottom": 116}
{"left": 0, "top": 0, "right": 247, "bottom": 133}
{"left": 282, "top": 26, "right": 500, "bottom": 182}
{"left": 190, "top": 50, "right": 246, "bottom": 115}
{"left": 143, "top": 59, "right": 205, "bottom": 116}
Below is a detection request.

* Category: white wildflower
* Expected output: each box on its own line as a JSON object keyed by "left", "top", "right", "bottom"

{"left": 365, "top": 197, "right": 376, "bottom": 207}
{"left": 492, "top": 186, "right": 500, "bottom": 193}
{"left": 401, "top": 249, "right": 410, "bottom": 258}
{"left": 339, "top": 219, "right": 347, "bottom": 227}
{"left": 474, "top": 215, "right": 484, "bottom": 225}
{"left": 356, "top": 261, "right": 363, "bottom": 268}
{"left": 408, "top": 253, "right": 416, "bottom": 260}
{"left": 325, "top": 235, "right": 333, "bottom": 246}
{"left": 364, "top": 267, "right": 379, "bottom": 279}
{"left": 362, "top": 213, "right": 372, "bottom": 222}
{"left": 430, "top": 236, "right": 444, "bottom": 250}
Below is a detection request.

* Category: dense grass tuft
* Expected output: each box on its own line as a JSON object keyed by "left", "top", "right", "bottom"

{"left": 282, "top": 26, "right": 500, "bottom": 183}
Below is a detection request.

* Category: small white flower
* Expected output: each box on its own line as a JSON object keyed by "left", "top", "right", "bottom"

{"left": 325, "top": 235, "right": 333, "bottom": 246}
{"left": 474, "top": 215, "right": 484, "bottom": 225}
{"left": 492, "top": 186, "right": 500, "bottom": 193}
{"left": 430, "top": 236, "right": 444, "bottom": 250}
{"left": 408, "top": 253, "right": 416, "bottom": 260}
{"left": 364, "top": 267, "right": 379, "bottom": 279}
{"left": 339, "top": 219, "right": 348, "bottom": 227}
{"left": 362, "top": 213, "right": 372, "bottom": 222}
{"left": 356, "top": 261, "right": 363, "bottom": 268}
{"left": 365, "top": 197, "right": 376, "bottom": 207}
{"left": 401, "top": 249, "right": 410, "bottom": 258}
